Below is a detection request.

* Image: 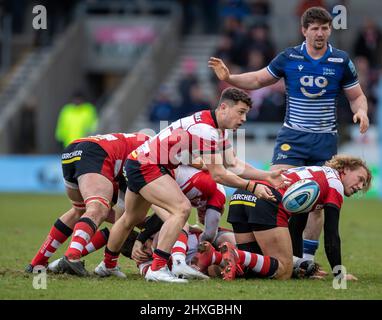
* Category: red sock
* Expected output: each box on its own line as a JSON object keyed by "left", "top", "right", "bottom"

{"left": 31, "top": 219, "right": 72, "bottom": 267}
{"left": 65, "top": 218, "right": 95, "bottom": 261}
{"left": 237, "top": 249, "right": 273, "bottom": 276}
{"left": 171, "top": 230, "right": 188, "bottom": 257}
{"left": 104, "top": 247, "right": 120, "bottom": 269}
{"left": 211, "top": 251, "right": 223, "bottom": 266}
{"left": 151, "top": 250, "right": 170, "bottom": 271}
{"left": 82, "top": 228, "right": 109, "bottom": 257}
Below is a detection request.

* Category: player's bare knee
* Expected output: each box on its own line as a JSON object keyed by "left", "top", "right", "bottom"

{"left": 83, "top": 202, "right": 110, "bottom": 225}
{"left": 177, "top": 199, "right": 192, "bottom": 221}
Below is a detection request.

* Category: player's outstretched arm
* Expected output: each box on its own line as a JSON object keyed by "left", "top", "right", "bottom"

{"left": 208, "top": 57, "right": 278, "bottom": 90}
{"left": 203, "top": 152, "right": 277, "bottom": 201}
{"left": 222, "top": 148, "right": 290, "bottom": 189}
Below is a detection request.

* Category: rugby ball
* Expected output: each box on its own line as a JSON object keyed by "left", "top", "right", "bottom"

{"left": 282, "top": 179, "right": 320, "bottom": 214}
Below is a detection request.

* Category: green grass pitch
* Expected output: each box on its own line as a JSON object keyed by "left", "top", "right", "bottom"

{"left": 0, "top": 193, "right": 381, "bottom": 300}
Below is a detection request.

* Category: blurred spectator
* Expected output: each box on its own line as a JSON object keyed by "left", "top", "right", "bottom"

{"left": 246, "top": 23, "right": 275, "bottom": 65}
{"left": 177, "top": 83, "right": 210, "bottom": 118}
{"left": 248, "top": 80, "right": 285, "bottom": 122}
{"left": 246, "top": 48, "right": 266, "bottom": 71}
{"left": 353, "top": 56, "right": 378, "bottom": 123}
{"left": 353, "top": 19, "right": 382, "bottom": 68}
{"left": 55, "top": 91, "right": 98, "bottom": 148}
{"left": 213, "top": 33, "right": 234, "bottom": 63}
{"left": 178, "top": 57, "right": 199, "bottom": 106}
{"left": 149, "top": 86, "right": 177, "bottom": 122}
{"left": 221, "top": 16, "right": 248, "bottom": 67}
{"left": 248, "top": 0, "right": 272, "bottom": 25}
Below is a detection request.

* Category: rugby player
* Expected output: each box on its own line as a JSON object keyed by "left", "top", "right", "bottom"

{"left": 26, "top": 132, "right": 149, "bottom": 276}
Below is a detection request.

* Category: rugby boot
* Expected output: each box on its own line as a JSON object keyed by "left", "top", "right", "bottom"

{"left": 172, "top": 260, "right": 209, "bottom": 280}
{"left": 94, "top": 261, "right": 126, "bottom": 278}
{"left": 58, "top": 256, "right": 89, "bottom": 277}
{"left": 219, "top": 242, "right": 243, "bottom": 281}
{"left": 145, "top": 265, "right": 188, "bottom": 283}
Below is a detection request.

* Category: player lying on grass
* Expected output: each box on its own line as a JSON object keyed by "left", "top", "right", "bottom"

{"left": 26, "top": 132, "right": 149, "bottom": 274}
{"left": 195, "top": 155, "right": 371, "bottom": 280}
{"left": 100, "top": 88, "right": 291, "bottom": 283}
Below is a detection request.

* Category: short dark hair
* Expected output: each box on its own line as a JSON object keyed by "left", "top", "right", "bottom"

{"left": 219, "top": 87, "right": 252, "bottom": 108}
{"left": 301, "top": 7, "right": 332, "bottom": 29}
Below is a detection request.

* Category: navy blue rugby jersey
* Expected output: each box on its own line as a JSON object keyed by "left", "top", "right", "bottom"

{"left": 267, "top": 42, "right": 359, "bottom": 133}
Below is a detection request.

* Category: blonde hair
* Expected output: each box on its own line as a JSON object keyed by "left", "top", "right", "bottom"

{"left": 325, "top": 155, "right": 372, "bottom": 192}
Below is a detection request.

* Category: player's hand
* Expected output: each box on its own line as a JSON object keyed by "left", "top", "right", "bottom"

{"left": 316, "top": 267, "right": 329, "bottom": 277}
{"left": 254, "top": 184, "right": 277, "bottom": 202}
{"left": 208, "top": 57, "right": 230, "bottom": 81}
{"left": 131, "top": 240, "right": 151, "bottom": 264}
{"left": 345, "top": 273, "right": 358, "bottom": 281}
{"left": 267, "top": 169, "right": 291, "bottom": 189}
{"left": 353, "top": 109, "right": 369, "bottom": 134}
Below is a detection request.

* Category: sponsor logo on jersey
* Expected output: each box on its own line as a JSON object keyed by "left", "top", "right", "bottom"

{"left": 194, "top": 112, "right": 202, "bottom": 122}
{"left": 276, "top": 153, "right": 288, "bottom": 161}
{"left": 298, "top": 65, "right": 304, "bottom": 71}
{"left": 289, "top": 53, "right": 304, "bottom": 60}
{"left": 327, "top": 57, "right": 344, "bottom": 63}
{"left": 299, "top": 75, "right": 328, "bottom": 98}
{"left": 62, "top": 150, "right": 82, "bottom": 160}
{"left": 281, "top": 144, "right": 291, "bottom": 151}
{"left": 323, "top": 67, "right": 336, "bottom": 76}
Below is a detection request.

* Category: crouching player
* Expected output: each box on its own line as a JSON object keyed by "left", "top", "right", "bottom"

{"left": 196, "top": 155, "right": 371, "bottom": 280}
{"left": 26, "top": 132, "right": 149, "bottom": 276}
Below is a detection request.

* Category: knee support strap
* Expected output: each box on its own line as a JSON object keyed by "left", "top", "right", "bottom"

{"left": 84, "top": 196, "right": 111, "bottom": 210}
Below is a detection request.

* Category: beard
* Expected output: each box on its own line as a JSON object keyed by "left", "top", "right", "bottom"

{"left": 313, "top": 39, "right": 325, "bottom": 49}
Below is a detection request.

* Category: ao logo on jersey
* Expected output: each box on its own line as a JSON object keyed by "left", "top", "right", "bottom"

{"left": 300, "top": 76, "right": 328, "bottom": 98}
{"left": 282, "top": 179, "right": 320, "bottom": 214}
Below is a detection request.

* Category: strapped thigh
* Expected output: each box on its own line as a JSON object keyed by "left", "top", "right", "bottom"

{"left": 84, "top": 196, "right": 111, "bottom": 210}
